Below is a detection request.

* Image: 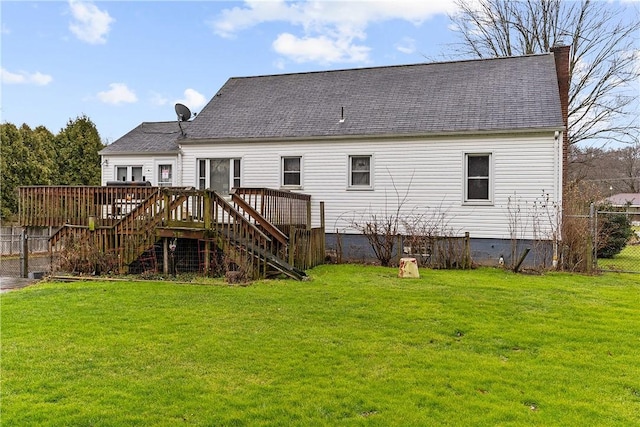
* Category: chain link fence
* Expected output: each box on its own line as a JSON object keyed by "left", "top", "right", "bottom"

{"left": 0, "top": 227, "right": 52, "bottom": 278}
{"left": 595, "top": 210, "right": 640, "bottom": 273}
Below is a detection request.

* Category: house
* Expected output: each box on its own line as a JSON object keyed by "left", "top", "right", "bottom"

{"left": 100, "top": 46, "right": 570, "bottom": 267}
{"left": 604, "top": 193, "right": 640, "bottom": 225}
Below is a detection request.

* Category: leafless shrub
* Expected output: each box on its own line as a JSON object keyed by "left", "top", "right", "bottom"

{"left": 531, "top": 190, "right": 561, "bottom": 269}
{"left": 506, "top": 193, "right": 530, "bottom": 269}
{"left": 350, "top": 211, "right": 400, "bottom": 267}
{"left": 346, "top": 170, "right": 413, "bottom": 267}
{"left": 561, "top": 182, "right": 602, "bottom": 272}
{"left": 57, "top": 234, "right": 118, "bottom": 275}
{"left": 402, "top": 205, "right": 468, "bottom": 269}
{"left": 223, "top": 255, "right": 250, "bottom": 284}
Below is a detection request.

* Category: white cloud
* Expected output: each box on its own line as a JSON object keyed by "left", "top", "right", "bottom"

{"left": 1, "top": 67, "right": 53, "bottom": 85}
{"left": 211, "top": 0, "right": 458, "bottom": 65}
{"left": 175, "top": 89, "right": 207, "bottom": 112}
{"left": 395, "top": 37, "right": 416, "bottom": 54}
{"left": 273, "top": 33, "right": 370, "bottom": 64}
{"left": 97, "top": 83, "right": 137, "bottom": 105}
{"left": 68, "top": 0, "right": 114, "bottom": 44}
{"left": 1, "top": 23, "right": 10, "bottom": 35}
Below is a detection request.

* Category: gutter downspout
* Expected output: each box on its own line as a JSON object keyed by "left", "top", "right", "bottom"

{"left": 553, "top": 130, "right": 561, "bottom": 268}
{"left": 177, "top": 145, "right": 183, "bottom": 187}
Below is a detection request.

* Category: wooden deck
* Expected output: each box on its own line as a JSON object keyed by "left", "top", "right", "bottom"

{"left": 18, "top": 186, "right": 325, "bottom": 279}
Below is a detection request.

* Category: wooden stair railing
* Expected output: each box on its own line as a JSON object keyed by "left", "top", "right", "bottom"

{"left": 231, "top": 193, "right": 289, "bottom": 246}
{"left": 110, "top": 189, "right": 168, "bottom": 271}
{"left": 216, "top": 226, "right": 306, "bottom": 281}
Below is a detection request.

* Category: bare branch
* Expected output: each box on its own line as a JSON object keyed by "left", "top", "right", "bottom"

{"left": 449, "top": 0, "right": 640, "bottom": 147}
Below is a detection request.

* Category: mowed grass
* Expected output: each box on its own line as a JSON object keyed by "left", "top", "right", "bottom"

{"left": 1, "top": 265, "right": 639, "bottom": 426}
{"left": 598, "top": 242, "right": 640, "bottom": 272}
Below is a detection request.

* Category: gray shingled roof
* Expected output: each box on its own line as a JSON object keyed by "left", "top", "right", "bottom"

{"left": 185, "top": 53, "right": 564, "bottom": 141}
{"left": 100, "top": 121, "right": 186, "bottom": 154}
{"left": 101, "top": 53, "right": 565, "bottom": 154}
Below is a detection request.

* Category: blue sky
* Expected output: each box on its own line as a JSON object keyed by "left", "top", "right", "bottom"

{"left": 1, "top": 1, "right": 637, "bottom": 145}
{"left": 1, "top": 0, "right": 461, "bottom": 143}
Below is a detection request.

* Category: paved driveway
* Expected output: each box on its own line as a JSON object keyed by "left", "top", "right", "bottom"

{"left": 0, "top": 276, "right": 39, "bottom": 293}
{"left": 0, "top": 255, "right": 49, "bottom": 293}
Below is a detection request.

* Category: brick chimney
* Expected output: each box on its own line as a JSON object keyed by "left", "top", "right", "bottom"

{"left": 550, "top": 45, "right": 570, "bottom": 197}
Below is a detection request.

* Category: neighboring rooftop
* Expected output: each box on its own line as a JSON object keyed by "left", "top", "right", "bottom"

{"left": 186, "top": 52, "right": 565, "bottom": 141}
{"left": 605, "top": 193, "right": 640, "bottom": 207}
{"left": 100, "top": 121, "right": 186, "bottom": 154}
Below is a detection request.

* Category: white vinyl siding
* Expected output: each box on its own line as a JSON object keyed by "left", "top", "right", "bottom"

{"left": 101, "top": 155, "right": 179, "bottom": 186}
{"left": 175, "top": 132, "right": 561, "bottom": 240}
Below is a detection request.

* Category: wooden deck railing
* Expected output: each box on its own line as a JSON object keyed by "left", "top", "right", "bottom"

{"left": 18, "top": 186, "right": 160, "bottom": 228}
{"left": 18, "top": 186, "right": 324, "bottom": 277}
{"left": 232, "top": 188, "right": 311, "bottom": 234}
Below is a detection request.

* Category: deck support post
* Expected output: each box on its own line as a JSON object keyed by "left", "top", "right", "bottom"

{"left": 163, "top": 237, "right": 169, "bottom": 274}
{"left": 203, "top": 240, "right": 210, "bottom": 274}
{"left": 289, "top": 228, "right": 296, "bottom": 267}
{"left": 320, "top": 201, "right": 325, "bottom": 259}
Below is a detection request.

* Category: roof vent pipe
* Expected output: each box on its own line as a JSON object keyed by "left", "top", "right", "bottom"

{"left": 339, "top": 106, "right": 345, "bottom": 123}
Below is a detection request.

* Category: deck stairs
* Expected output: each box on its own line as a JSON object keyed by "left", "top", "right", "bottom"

{"left": 48, "top": 188, "right": 306, "bottom": 279}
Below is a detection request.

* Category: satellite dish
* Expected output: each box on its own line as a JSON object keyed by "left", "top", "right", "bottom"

{"left": 175, "top": 103, "right": 192, "bottom": 122}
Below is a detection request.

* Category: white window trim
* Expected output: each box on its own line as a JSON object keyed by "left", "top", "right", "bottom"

{"left": 463, "top": 152, "right": 493, "bottom": 205}
{"left": 114, "top": 165, "right": 144, "bottom": 182}
{"left": 155, "top": 160, "right": 176, "bottom": 187}
{"left": 347, "top": 154, "right": 374, "bottom": 190}
{"left": 196, "top": 158, "right": 241, "bottom": 194}
{"left": 281, "top": 155, "right": 303, "bottom": 190}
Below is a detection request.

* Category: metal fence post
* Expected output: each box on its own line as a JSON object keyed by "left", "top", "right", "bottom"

{"left": 587, "top": 203, "right": 595, "bottom": 274}
{"left": 20, "top": 230, "right": 29, "bottom": 278}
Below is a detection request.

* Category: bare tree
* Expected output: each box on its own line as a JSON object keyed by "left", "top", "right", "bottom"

{"left": 618, "top": 144, "right": 640, "bottom": 193}
{"left": 449, "top": 0, "right": 640, "bottom": 147}
{"left": 569, "top": 143, "right": 640, "bottom": 194}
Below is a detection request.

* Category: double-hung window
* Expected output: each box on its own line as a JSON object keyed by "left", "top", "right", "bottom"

{"left": 116, "top": 166, "right": 143, "bottom": 182}
{"left": 282, "top": 156, "right": 302, "bottom": 187}
{"left": 349, "top": 155, "right": 372, "bottom": 188}
{"left": 197, "top": 158, "right": 241, "bottom": 195}
{"left": 464, "top": 153, "right": 492, "bottom": 203}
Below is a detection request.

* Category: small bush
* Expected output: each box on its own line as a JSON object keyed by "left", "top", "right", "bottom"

{"left": 597, "top": 207, "right": 633, "bottom": 258}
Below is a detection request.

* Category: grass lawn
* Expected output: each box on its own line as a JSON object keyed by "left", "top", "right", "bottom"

{"left": 2, "top": 265, "right": 639, "bottom": 426}
{"left": 598, "top": 242, "right": 640, "bottom": 273}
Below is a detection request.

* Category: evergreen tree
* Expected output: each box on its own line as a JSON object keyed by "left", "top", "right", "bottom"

{"left": 1, "top": 116, "right": 104, "bottom": 220}
{"left": 597, "top": 206, "right": 633, "bottom": 259}
{"left": 0, "top": 123, "right": 56, "bottom": 221}
{"left": 54, "top": 115, "right": 104, "bottom": 185}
